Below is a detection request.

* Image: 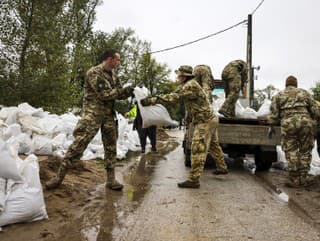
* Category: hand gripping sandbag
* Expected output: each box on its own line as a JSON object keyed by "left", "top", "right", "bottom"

{"left": 134, "top": 87, "right": 178, "bottom": 128}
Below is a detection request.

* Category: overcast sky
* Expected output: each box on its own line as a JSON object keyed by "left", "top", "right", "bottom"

{"left": 94, "top": 0, "right": 320, "bottom": 91}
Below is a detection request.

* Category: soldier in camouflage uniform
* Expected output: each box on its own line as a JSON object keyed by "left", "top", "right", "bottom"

{"left": 141, "top": 65, "right": 228, "bottom": 188}
{"left": 219, "top": 60, "right": 248, "bottom": 117}
{"left": 268, "top": 76, "right": 319, "bottom": 187}
{"left": 193, "top": 65, "right": 214, "bottom": 104}
{"left": 46, "top": 49, "right": 134, "bottom": 190}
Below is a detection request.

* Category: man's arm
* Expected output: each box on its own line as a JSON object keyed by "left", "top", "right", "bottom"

{"left": 268, "top": 95, "right": 280, "bottom": 125}
{"left": 87, "top": 72, "right": 131, "bottom": 101}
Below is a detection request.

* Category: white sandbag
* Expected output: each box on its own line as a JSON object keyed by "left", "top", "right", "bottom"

{"left": 309, "top": 164, "right": 320, "bottom": 176}
{"left": 117, "top": 143, "right": 128, "bottom": 160}
{"left": 311, "top": 142, "right": 320, "bottom": 167}
{"left": 3, "top": 124, "right": 21, "bottom": 141}
{"left": 91, "top": 130, "right": 102, "bottom": 145}
{"left": 276, "top": 146, "right": 287, "bottom": 165}
{"left": 117, "top": 113, "right": 128, "bottom": 140}
{"left": 0, "top": 142, "right": 23, "bottom": 181}
{"left": 81, "top": 149, "right": 96, "bottom": 161}
{"left": 0, "top": 107, "right": 18, "bottom": 121}
{"left": 5, "top": 110, "right": 19, "bottom": 125}
{"left": 257, "top": 99, "right": 271, "bottom": 118}
{"left": 15, "top": 133, "right": 32, "bottom": 154}
{"left": 238, "top": 107, "right": 257, "bottom": 119}
{"left": 0, "top": 154, "right": 48, "bottom": 227}
{"left": 37, "top": 115, "right": 62, "bottom": 136}
{"left": 52, "top": 133, "right": 67, "bottom": 150}
{"left": 0, "top": 178, "right": 6, "bottom": 213}
{"left": 18, "top": 115, "right": 44, "bottom": 135}
{"left": 134, "top": 87, "right": 178, "bottom": 128}
{"left": 31, "top": 135, "right": 53, "bottom": 155}
{"left": 235, "top": 101, "right": 245, "bottom": 117}
{"left": 17, "top": 103, "right": 44, "bottom": 118}
{"left": 60, "top": 113, "right": 79, "bottom": 135}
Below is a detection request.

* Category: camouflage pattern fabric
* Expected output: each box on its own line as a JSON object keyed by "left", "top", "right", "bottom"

{"left": 189, "top": 117, "right": 227, "bottom": 182}
{"left": 143, "top": 78, "right": 227, "bottom": 182}
{"left": 62, "top": 64, "right": 131, "bottom": 170}
{"left": 269, "top": 86, "right": 319, "bottom": 182}
{"left": 146, "top": 78, "right": 215, "bottom": 125}
{"left": 193, "top": 65, "right": 214, "bottom": 104}
{"left": 219, "top": 60, "right": 248, "bottom": 117}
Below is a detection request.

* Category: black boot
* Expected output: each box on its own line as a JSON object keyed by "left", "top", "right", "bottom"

{"left": 106, "top": 168, "right": 124, "bottom": 191}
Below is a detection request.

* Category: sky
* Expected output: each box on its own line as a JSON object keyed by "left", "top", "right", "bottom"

{"left": 94, "top": 0, "right": 320, "bottom": 91}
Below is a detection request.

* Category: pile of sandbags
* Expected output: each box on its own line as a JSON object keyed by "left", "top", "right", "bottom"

{"left": 0, "top": 141, "right": 48, "bottom": 228}
{"left": 212, "top": 93, "right": 271, "bottom": 119}
{"left": 0, "top": 102, "right": 142, "bottom": 161}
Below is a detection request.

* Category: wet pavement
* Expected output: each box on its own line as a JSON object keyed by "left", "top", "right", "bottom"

{"left": 51, "top": 130, "right": 320, "bottom": 241}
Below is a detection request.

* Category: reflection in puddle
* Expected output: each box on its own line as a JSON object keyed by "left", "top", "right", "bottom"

{"left": 80, "top": 141, "right": 179, "bottom": 241}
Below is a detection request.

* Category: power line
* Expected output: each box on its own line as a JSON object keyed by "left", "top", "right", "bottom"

{"left": 150, "top": 19, "right": 247, "bottom": 54}
{"left": 252, "top": 0, "right": 265, "bottom": 15}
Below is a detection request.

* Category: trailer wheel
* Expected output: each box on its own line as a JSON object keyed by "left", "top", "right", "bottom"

{"left": 254, "top": 150, "right": 275, "bottom": 171}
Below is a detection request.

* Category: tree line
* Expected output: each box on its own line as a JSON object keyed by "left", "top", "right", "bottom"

{"left": 0, "top": 0, "right": 175, "bottom": 116}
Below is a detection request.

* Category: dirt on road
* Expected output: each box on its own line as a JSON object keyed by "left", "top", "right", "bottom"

{"left": 1, "top": 129, "right": 320, "bottom": 241}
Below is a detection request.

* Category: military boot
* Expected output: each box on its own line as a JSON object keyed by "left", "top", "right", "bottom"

{"left": 213, "top": 169, "right": 229, "bottom": 175}
{"left": 177, "top": 180, "right": 200, "bottom": 189}
{"left": 106, "top": 169, "right": 124, "bottom": 191}
{"left": 45, "top": 161, "right": 69, "bottom": 190}
{"left": 284, "top": 174, "right": 300, "bottom": 188}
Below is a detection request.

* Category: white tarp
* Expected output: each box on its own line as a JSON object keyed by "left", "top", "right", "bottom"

{"left": 134, "top": 87, "right": 179, "bottom": 128}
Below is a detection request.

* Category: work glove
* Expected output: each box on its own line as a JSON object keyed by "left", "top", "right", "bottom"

{"left": 140, "top": 97, "right": 152, "bottom": 106}
{"left": 268, "top": 126, "right": 275, "bottom": 139}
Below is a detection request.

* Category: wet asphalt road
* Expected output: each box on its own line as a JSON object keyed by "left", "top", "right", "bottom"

{"left": 68, "top": 130, "right": 320, "bottom": 241}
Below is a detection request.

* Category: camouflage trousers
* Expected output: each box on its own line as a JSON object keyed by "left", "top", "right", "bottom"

{"left": 63, "top": 112, "right": 118, "bottom": 170}
{"left": 281, "top": 116, "right": 314, "bottom": 178}
{"left": 189, "top": 117, "right": 227, "bottom": 182}
{"left": 219, "top": 73, "right": 242, "bottom": 117}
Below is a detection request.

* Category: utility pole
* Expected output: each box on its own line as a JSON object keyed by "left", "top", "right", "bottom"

{"left": 246, "top": 14, "right": 254, "bottom": 107}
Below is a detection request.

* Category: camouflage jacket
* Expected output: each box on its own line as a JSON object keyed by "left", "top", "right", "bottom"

{"left": 83, "top": 64, "right": 129, "bottom": 117}
{"left": 147, "top": 78, "right": 215, "bottom": 125}
{"left": 222, "top": 60, "right": 248, "bottom": 84}
{"left": 268, "top": 86, "right": 319, "bottom": 125}
{"left": 194, "top": 65, "right": 213, "bottom": 103}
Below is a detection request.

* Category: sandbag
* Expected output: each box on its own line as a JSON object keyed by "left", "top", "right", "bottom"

{"left": 0, "top": 155, "right": 48, "bottom": 227}
{"left": 134, "top": 87, "right": 178, "bottom": 128}
{"left": 0, "top": 142, "right": 23, "bottom": 181}
{"left": 0, "top": 178, "right": 6, "bottom": 213}
{"left": 52, "top": 133, "right": 67, "bottom": 150}
{"left": 31, "top": 135, "right": 53, "bottom": 155}
{"left": 238, "top": 107, "right": 257, "bottom": 119}
{"left": 0, "top": 107, "right": 18, "bottom": 122}
{"left": 3, "top": 124, "right": 21, "bottom": 141}
{"left": 17, "top": 103, "right": 44, "bottom": 118}
{"left": 257, "top": 99, "right": 271, "bottom": 117}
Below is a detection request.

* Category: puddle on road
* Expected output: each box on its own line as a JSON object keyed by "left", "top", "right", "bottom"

{"left": 78, "top": 141, "right": 179, "bottom": 241}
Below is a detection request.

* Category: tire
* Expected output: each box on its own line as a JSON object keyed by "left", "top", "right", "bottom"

{"left": 254, "top": 150, "right": 275, "bottom": 171}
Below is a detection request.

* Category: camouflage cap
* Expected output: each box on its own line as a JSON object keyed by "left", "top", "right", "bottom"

{"left": 175, "top": 65, "right": 194, "bottom": 77}
{"left": 285, "top": 75, "right": 298, "bottom": 87}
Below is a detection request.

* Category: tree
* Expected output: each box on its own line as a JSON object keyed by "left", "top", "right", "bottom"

{"left": 254, "top": 85, "right": 279, "bottom": 109}
{"left": 0, "top": 0, "right": 101, "bottom": 113}
{"left": 311, "top": 81, "right": 320, "bottom": 101}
